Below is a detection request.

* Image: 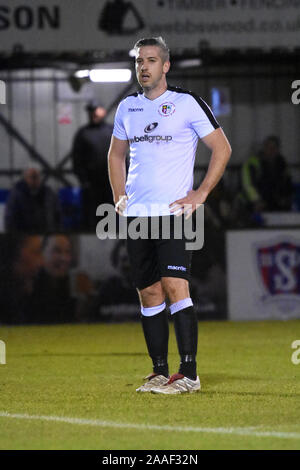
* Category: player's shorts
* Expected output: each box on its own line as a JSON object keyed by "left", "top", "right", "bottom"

{"left": 126, "top": 215, "right": 194, "bottom": 290}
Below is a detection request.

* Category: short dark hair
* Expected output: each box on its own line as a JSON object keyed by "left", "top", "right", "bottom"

{"left": 134, "top": 37, "right": 170, "bottom": 63}
{"left": 264, "top": 135, "right": 280, "bottom": 148}
{"left": 85, "top": 99, "right": 105, "bottom": 111}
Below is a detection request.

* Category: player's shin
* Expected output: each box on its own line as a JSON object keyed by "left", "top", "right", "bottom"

{"left": 141, "top": 302, "right": 169, "bottom": 378}
{"left": 170, "top": 298, "right": 198, "bottom": 380}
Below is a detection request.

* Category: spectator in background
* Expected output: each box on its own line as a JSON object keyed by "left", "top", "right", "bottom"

{"left": 95, "top": 240, "right": 139, "bottom": 322}
{"left": 0, "top": 234, "right": 43, "bottom": 324}
{"left": 4, "top": 167, "right": 62, "bottom": 232}
{"left": 71, "top": 100, "right": 114, "bottom": 231}
{"left": 28, "top": 234, "right": 95, "bottom": 324}
{"left": 241, "top": 136, "right": 293, "bottom": 213}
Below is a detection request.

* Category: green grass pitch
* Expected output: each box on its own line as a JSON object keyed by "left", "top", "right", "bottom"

{"left": 0, "top": 320, "right": 300, "bottom": 450}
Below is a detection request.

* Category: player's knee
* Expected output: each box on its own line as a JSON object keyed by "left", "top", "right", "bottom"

{"left": 161, "top": 277, "right": 190, "bottom": 303}
{"left": 139, "top": 281, "right": 165, "bottom": 307}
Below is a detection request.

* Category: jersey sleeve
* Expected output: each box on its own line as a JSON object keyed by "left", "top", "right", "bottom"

{"left": 188, "top": 94, "right": 220, "bottom": 139}
{"left": 113, "top": 101, "right": 128, "bottom": 141}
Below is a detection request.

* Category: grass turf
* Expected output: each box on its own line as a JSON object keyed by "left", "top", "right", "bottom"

{"left": 0, "top": 320, "right": 300, "bottom": 450}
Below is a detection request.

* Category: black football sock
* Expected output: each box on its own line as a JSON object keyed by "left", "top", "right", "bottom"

{"left": 141, "top": 308, "right": 169, "bottom": 377}
{"left": 173, "top": 306, "right": 198, "bottom": 380}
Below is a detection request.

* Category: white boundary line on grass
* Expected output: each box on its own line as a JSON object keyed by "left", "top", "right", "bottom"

{"left": 0, "top": 411, "right": 300, "bottom": 440}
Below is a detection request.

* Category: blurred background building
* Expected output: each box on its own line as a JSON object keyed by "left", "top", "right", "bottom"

{"left": 0, "top": 0, "right": 300, "bottom": 324}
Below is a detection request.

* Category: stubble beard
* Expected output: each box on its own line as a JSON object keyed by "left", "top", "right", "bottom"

{"left": 139, "top": 76, "right": 163, "bottom": 93}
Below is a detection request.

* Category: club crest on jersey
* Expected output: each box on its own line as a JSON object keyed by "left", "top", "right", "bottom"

{"left": 255, "top": 238, "right": 300, "bottom": 314}
{"left": 158, "top": 102, "right": 175, "bottom": 117}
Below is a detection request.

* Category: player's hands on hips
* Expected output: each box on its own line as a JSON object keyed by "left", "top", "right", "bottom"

{"left": 169, "top": 189, "right": 208, "bottom": 219}
{"left": 115, "top": 195, "right": 128, "bottom": 215}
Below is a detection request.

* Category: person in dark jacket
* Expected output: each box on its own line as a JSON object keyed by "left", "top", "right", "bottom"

{"left": 71, "top": 100, "right": 114, "bottom": 231}
{"left": 28, "top": 234, "right": 96, "bottom": 324}
{"left": 28, "top": 234, "right": 75, "bottom": 324}
{"left": 241, "top": 136, "right": 293, "bottom": 212}
{"left": 4, "top": 167, "right": 61, "bottom": 232}
{"left": 95, "top": 240, "right": 139, "bottom": 322}
{"left": 0, "top": 234, "right": 44, "bottom": 324}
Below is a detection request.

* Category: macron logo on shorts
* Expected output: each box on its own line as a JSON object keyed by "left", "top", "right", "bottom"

{"left": 167, "top": 265, "right": 187, "bottom": 272}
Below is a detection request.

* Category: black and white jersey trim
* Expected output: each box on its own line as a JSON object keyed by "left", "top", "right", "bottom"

{"left": 124, "top": 86, "right": 219, "bottom": 131}
{"left": 125, "top": 90, "right": 142, "bottom": 99}
{"left": 167, "top": 85, "right": 220, "bottom": 130}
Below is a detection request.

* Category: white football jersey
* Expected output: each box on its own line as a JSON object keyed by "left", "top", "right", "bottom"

{"left": 113, "top": 85, "right": 220, "bottom": 216}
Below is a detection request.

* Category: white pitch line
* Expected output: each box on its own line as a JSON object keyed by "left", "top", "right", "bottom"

{"left": 0, "top": 411, "right": 300, "bottom": 440}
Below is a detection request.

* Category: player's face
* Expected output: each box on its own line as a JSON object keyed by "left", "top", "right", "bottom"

{"left": 135, "top": 46, "right": 170, "bottom": 91}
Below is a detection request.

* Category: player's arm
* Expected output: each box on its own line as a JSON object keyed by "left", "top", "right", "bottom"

{"left": 108, "top": 135, "right": 129, "bottom": 214}
{"left": 170, "top": 127, "right": 231, "bottom": 216}
{"left": 196, "top": 127, "right": 232, "bottom": 199}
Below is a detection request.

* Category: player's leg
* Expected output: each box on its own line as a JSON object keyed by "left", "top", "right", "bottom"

{"left": 151, "top": 218, "right": 200, "bottom": 394}
{"left": 161, "top": 277, "right": 198, "bottom": 380}
{"left": 126, "top": 227, "right": 170, "bottom": 390}
{"left": 138, "top": 281, "right": 169, "bottom": 378}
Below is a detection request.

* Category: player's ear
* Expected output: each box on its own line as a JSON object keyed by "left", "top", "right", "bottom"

{"left": 163, "top": 61, "right": 170, "bottom": 74}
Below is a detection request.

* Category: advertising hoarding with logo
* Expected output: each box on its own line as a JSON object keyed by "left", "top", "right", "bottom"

{"left": 227, "top": 229, "right": 300, "bottom": 321}
{"left": 0, "top": 0, "right": 300, "bottom": 54}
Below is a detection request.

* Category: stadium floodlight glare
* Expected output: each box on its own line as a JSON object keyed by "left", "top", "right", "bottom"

{"left": 74, "top": 70, "right": 90, "bottom": 79}
{"left": 89, "top": 69, "right": 132, "bottom": 83}
{"left": 128, "top": 48, "right": 136, "bottom": 58}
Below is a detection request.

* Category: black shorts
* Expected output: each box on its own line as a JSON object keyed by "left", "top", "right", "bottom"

{"left": 126, "top": 216, "right": 194, "bottom": 290}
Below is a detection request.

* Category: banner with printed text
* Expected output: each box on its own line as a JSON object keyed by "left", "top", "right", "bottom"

{"left": 0, "top": 0, "right": 300, "bottom": 54}
{"left": 227, "top": 229, "right": 300, "bottom": 321}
